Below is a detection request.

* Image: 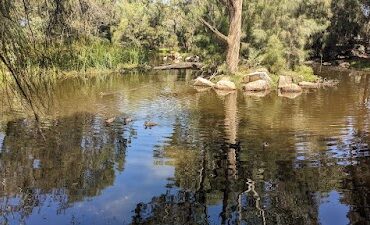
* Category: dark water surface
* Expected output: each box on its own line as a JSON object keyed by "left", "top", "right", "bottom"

{"left": 0, "top": 68, "right": 370, "bottom": 225}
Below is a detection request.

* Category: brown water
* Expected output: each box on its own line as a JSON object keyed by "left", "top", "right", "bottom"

{"left": 0, "top": 68, "right": 370, "bottom": 225}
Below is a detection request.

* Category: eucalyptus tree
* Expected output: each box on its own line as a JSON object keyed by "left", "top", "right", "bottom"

{"left": 199, "top": 0, "right": 243, "bottom": 73}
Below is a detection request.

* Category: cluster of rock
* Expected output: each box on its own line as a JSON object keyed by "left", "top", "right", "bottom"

{"left": 193, "top": 77, "right": 236, "bottom": 91}
{"left": 193, "top": 70, "right": 334, "bottom": 99}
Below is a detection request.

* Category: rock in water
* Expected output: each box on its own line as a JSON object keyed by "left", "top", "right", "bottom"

{"left": 278, "top": 90, "right": 302, "bottom": 99}
{"left": 244, "top": 90, "right": 270, "bottom": 97}
{"left": 243, "top": 72, "right": 272, "bottom": 83}
{"left": 242, "top": 80, "right": 270, "bottom": 91}
{"left": 105, "top": 117, "right": 116, "bottom": 124}
{"left": 124, "top": 117, "right": 133, "bottom": 124}
{"left": 144, "top": 121, "right": 158, "bottom": 128}
{"left": 298, "top": 81, "right": 319, "bottom": 89}
{"left": 278, "top": 76, "right": 293, "bottom": 89}
{"left": 193, "top": 77, "right": 215, "bottom": 87}
{"left": 214, "top": 80, "right": 236, "bottom": 90}
{"left": 193, "top": 86, "right": 212, "bottom": 93}
{"left": 280, "top": 84, "right": 302, "bottom": 93}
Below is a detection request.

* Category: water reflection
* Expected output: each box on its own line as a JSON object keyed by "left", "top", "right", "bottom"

{"left": 0, "top": 69, "right": 370, "bottom": 224}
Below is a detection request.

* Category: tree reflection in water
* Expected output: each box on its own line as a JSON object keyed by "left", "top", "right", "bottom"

{"left": 130, "top": 79, "right": 370, "bottom": 225}
{"left": 0, "top": 70, "right": 370, "bottom": 224}
{"left": 0, "top": 112, "right": 129, "bottom": 223}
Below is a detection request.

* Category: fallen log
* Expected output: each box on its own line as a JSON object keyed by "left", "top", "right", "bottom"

{"left": 153, "top": 62, "right": 203, "bottom": 70}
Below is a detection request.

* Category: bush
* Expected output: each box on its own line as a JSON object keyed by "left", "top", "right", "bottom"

{"left": 262, "top": 35, "right": 286, "bottom": 74}
{"left": 294, "top": 65, "right": 318, "bottom": 82}
{"left": 280, "top": 65, "right": 318, "bottom": 82}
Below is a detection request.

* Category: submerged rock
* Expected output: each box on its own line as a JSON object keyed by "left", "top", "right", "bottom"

{"left": 214, "top": 89, "right": 235, "bottom": 96}
{"left": 298, "top": 81, "right": 319, "bottom": 89}
{"left": 193, "top": 77, "right": 215, "bottom": 87}
{"left": 242, "top": 80, "right": 270, "bottom": 91}
{"left": 243, "top": 71, "right": 272, "bottom": 84}
{"left": 244, "top": 90, "right": 270, "bottom": 97}
{"left": 280, "top": 84, "right": 302, "bottom": 93}
{"left": 193, "top": 86, "right": 212, "bottom": 93}
{"left": 278, "top": 90, "right": 302, "bottom": 99}
{"left": 214, "top": 80, "right": 236, "bottom": 90}
{"left": 278, "top": 76, "right": 293, "bottom": 89}
{"left": 321, "top": 79, "right": 340, "bottom": 87}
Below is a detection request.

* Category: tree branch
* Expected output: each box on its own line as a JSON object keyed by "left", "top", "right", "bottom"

{"left": 199, "top": 18, "right": 229, "bottom": 43}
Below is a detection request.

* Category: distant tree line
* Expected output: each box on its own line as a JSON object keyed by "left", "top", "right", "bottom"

{"left": 0, "top": 0, "right": 369, "bottom": 93}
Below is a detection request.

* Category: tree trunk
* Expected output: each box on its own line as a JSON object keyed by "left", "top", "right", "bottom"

{"left": 226, "top": 0, "right": 242, "bottom": 74}
{"left": 200, "top": 0, "right": 243, "bottom": 74}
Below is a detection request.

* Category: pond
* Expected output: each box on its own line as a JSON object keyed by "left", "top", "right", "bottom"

{"left": 0, "top": 67, "right": 370, "bottom": 225}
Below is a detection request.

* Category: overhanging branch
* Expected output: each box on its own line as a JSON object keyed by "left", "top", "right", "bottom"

{"left": 199, "top": 18, "right": 229, "bottom": 43}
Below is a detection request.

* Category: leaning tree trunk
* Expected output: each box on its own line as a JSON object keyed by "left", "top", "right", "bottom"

{"left": 200, "top": 0, "right": 243, "bottom": 74}
{"left": 226, "top": 0, "right": 242, "bottom": 74}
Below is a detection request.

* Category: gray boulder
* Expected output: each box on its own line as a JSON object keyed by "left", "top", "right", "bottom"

{"left": 215, "top": 80, "right": 236, "bottom": 90}
{"left": 243, "top": 71, "right": 272, "bottom": 83}
{"left": 193, "top": 77, "right": 215, "bottom": 87}
{"left": 280, "top": 84, "right": 302, "bottom": 93}
{"left": 278, "top": 76, "right": 293, "bottom": 88}
{"left": 242, "top": 80, "right": 270, "bottom": 91}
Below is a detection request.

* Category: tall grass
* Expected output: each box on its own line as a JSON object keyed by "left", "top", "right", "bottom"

{"left": 76, "top": 41, "right": 147, "bottom": 71}
{"left": 31, "top": 40, "right": 148, "bottom": 75}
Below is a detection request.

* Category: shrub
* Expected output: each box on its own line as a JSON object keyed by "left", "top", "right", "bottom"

{"left": 262, "top": 35, "right": 286, "bottom": 74}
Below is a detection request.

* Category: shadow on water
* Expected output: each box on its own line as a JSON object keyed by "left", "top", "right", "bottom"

{"left": 0, "top": 68, "right": 370, "bottom": 224}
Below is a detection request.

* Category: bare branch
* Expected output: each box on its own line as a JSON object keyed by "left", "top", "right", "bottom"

{"left": 199, "top": 18, "right": 229, "bottom": 43}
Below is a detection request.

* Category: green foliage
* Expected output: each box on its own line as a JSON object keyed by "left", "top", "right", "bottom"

{"left": 324, "top": 0, "right": 370, "bottom": 58}
{"left": 280, "top": 65, "right": 318, "bottom": 82}
{"left": 293, "top": 65, "right": 318, "bottom": 82}
{"left": 261, "top": 35, "right": 286, "bottom": 74}
{"left": 1, "top": 0, "right": 369, "bottom": 84}
{"left": 350, "top": 60, "right": 370, "bottom": 71}
{"left": 27, "top": 41, "right": 147, "bottom": 73}
{"left": 113, "top": 1, "right": 177, "bottom": 50}
{"left": 243, "top": 0, "right": 331, "bottom": 70}
{"left": 76, "top": 41, "right": 146, "bottom": 71}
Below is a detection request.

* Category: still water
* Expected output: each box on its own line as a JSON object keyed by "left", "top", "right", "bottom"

{"left": 0, "top": 68, "right": 370, "bottom": 225}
